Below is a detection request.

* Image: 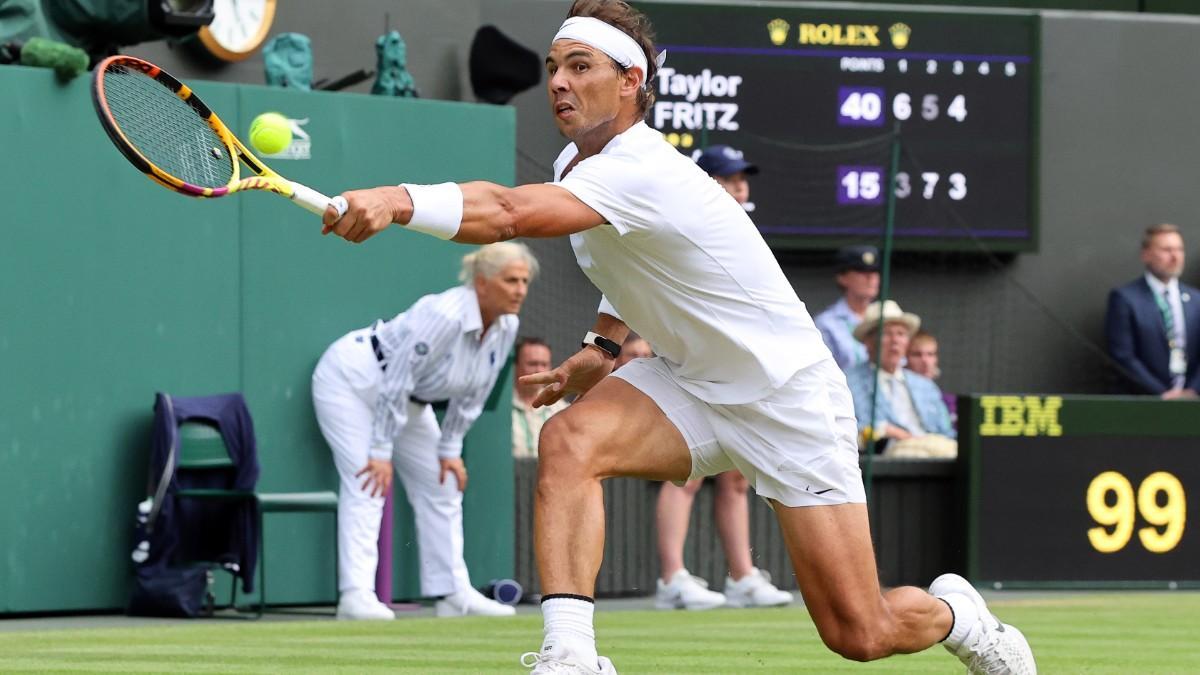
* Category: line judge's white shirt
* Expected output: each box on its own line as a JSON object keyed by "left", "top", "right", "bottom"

{"left": 370, "top": 285, "right": 518, "bottom": 460}
{"left": 553, "top": 122, "right": 831, "bottom": 404}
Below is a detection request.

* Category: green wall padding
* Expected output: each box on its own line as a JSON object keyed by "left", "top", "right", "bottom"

{"left": 0, "top": 66, "right": 516, "bottom": 612}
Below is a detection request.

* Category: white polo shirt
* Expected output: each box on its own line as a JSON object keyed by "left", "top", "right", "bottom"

{"left": 554, "top": 122, "right": 831, "bottom": 404}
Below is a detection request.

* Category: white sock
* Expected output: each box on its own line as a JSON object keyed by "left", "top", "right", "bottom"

{"left": 939, "top": 592, "right": 981, "bottom": 650}
{"left": 541, "top": 596, "right": 598, "bottom": 665}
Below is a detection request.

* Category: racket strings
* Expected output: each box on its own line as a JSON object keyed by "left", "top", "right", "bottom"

{"left": 102, "top": 63, "right": 235, "bottom": 189}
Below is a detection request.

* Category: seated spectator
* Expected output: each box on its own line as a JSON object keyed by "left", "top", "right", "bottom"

{"left": 845, "top": 301, "right": 956, "bottom": 458}
{"left": 814, "top": 245, "right": 881, "bottom": 371}
{"left": 906, "top": 330, "right": 956, "bottom": 421}
{"left": 513, "top": 337, "right": 569, "bottom": 459}
{"left": 1105, "top": 223, "right": 1200, "bottom": 399}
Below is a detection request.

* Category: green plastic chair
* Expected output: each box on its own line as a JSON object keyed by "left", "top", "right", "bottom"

{"left": 174, "top": 421, "right": 338, "bottom": 618}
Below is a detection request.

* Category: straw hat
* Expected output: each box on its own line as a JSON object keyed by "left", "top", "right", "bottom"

{"left": 853, "top": 300, "right": 921, "bottom": 343}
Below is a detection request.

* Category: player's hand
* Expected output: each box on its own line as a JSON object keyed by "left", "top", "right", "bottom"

{"left": 356, "top": 459, "right": 393, "bottom": 497}
{"left": 323, "top": 186, "right": 411, "bottom": 243}
{"left": 439, "top": 458, "right": 467, "bottom": 491}
{"left": 520, "top": 345, "right": 614, "bottom": 407}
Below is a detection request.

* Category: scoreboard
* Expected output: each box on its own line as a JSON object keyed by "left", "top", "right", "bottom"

{"left": 636, "top": 2, "right": 1039, "bottom": 252}
{"left": 959, "top": 396, "right": 1200, "bottom": 588}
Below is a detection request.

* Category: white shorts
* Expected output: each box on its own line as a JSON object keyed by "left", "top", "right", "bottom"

{"left": 612, "top": 357, "right": 865, "bottom": 508}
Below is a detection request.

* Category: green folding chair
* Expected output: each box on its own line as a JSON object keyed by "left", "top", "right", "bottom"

{"left": 174, "top": 420, "right": 338, "bottom": 618}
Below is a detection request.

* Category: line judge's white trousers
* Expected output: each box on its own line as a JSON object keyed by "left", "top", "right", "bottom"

{"left": 311, "top": 328, "right": 471, "bottom": 597}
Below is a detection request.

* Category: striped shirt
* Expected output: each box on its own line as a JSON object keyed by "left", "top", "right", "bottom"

{"left": 369, "top": 285, "right": 518, "bottom": 460}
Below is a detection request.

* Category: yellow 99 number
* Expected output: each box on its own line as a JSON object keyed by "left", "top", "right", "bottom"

{"left": 1087, "top": 471, "right": 1186, "bottom": 554}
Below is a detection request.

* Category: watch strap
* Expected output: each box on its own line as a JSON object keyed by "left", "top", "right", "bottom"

{"left": 582, "top": 331, "right": 621, "bottom": 359}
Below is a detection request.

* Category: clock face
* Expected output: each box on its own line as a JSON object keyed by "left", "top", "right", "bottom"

{"left": 199, "top": 0, "right": 276, "bottom": 61}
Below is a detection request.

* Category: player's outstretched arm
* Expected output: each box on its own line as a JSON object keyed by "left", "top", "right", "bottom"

{"left": 322, "top": 182, "right": 604, "bottom": 244}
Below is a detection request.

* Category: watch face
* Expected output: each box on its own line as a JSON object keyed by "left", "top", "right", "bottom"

{"left": 206, "top": 0, "right": 272, "bottom": 55}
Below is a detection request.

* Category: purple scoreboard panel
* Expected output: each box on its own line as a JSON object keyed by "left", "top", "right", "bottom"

{"left": 637, "top": 2, "right": 1039, "bottom": 252}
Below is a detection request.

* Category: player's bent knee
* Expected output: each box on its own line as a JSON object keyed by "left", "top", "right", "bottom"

{"left": 537, "top": 414, "right": 601, "bottom": 480}
{"left": 818, "top": 621, "right": 893, "bottom": 662}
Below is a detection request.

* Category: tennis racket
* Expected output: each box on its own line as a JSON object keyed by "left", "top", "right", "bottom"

{"left": 92, "top": 55, "right": 347, "bottom": 219}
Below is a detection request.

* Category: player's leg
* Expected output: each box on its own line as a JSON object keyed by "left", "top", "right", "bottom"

{"left": 715, "top": 470, "right": 794, "bottom": 608}
{"left": 536, "top": 379, "right": 694, "bottom": 596}
{"left": 654, "top": 479, "right": 725, "bottom": 610}
{"left": 311, "top": 331, "right": 394, "bottom": 620}
{"left": 725, "top": 358, "right": 947, "bottom": 658}
{"left": 528, "top": 358, "right": 720, "bottom": 672}
{"left": 739, "top": 359, "right": 1034, "bottom": 671}
{"left": 391, "top": 401, "right": 514, "bottom": 617}
{"left": 777, "top": 501, "right": 1037, "bottom": 673}
{"left": 772, "top": 501, "right": 950, "bottom": 660}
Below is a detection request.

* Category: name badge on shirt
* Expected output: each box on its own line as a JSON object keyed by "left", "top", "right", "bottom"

{"left": 1170, "top": 347, "right": 1187, "bottom": 376}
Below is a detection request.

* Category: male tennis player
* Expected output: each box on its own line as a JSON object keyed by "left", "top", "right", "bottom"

{"left": 323, "top": 2, "right": 1036, "bottom": 674}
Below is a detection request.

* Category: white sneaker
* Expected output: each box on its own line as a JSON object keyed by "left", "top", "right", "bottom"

{"left": 724, "top": 568, "right": 794, "bottom": 608}
{"left": 654, "top": 569, "right": 727, "bottom": 610}
{"left": 335, "top": 590, "right": 395, "bottom": 620}
{"left": 436, "top": 586, "right": 517, "bottom": 617}
{"left": 520, "top": 644, "right": 617, "bottom": 674}
{"left": 930, "top": 573, "right": 1037, "bottom": 675}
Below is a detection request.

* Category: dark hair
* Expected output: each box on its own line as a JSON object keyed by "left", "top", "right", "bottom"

{"left": 515, "top": 336, "right": 550, "bottom": 361}
{"left": 1142, "top": 223, "right": 1182, "bottom": 249}
{"left": 567, "top": 0, "right": 658, "bottom": 119}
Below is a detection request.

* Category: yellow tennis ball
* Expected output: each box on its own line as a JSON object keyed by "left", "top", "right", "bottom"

{"left": 249, "top": 112, "right": 292, "bottom": 155}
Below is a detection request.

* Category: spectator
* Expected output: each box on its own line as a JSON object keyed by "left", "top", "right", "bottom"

{"left": 845, "top": 301, "right": 955, "bottom": 457}
{"left": 906, "top": 331, "right": 940, "bottom": 380}
{"left": 1105, "top": 223, "right": 1200, "bottom": 398}
{"left": 513, "top": 337, "right": 569, "bottom": 459}
{"left": 814, "top": 246, "right": 881, "bottom": 371}
{"left": 695, "top": 144, "right": 758, "bottom": 212}
{"left": 907, "top": 330, "right": 955, "bottom": 422}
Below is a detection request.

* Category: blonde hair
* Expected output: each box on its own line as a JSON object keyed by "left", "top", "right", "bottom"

{"left": 458, "top": 241, "right": 539, "bottom": 284}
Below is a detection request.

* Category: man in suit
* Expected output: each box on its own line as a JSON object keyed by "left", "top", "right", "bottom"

{"left": 1106, "top": 223, "right": 1200, "bottom": 399}
{"left": 844, "top": 301, "right": 955, "bottom": 453}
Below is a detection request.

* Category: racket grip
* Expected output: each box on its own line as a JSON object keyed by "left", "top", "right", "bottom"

{"left": 290, "top": 181, "right": 348, "bottom": 219}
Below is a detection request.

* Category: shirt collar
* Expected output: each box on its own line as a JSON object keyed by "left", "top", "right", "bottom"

{"left": 878, "top": 366, "right": 906, "bottom": 382}
{"left": 1145, "top": 271, "right": 1179, "bottom": 297}
{"left": 462, "top": 287, "right": 484, "bottom": 335}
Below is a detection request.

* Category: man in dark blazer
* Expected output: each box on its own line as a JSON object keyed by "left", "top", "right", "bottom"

{"left": 1105, "top": 223, "right": 1200, "bottom": 398}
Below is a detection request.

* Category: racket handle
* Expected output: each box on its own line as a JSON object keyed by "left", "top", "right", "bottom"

{"left": 290, "top": 181, "right": 349, "bottom": 219}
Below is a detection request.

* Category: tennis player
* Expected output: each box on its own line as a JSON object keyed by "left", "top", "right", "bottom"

{"left": 322, "top": 2, "right": 1036, "bottom": 674}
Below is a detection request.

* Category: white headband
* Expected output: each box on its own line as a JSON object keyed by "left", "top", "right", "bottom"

{"left": 554, "top": 16, "right": 649, "bottom": 78}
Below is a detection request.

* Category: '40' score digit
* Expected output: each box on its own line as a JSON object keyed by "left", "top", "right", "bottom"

{"left": 1087, "top": 471, "right": 1187, "bottom": 554}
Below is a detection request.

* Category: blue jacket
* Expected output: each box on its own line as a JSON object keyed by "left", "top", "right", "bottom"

{"left": 845, "top": 363, "right": 955, "bottom": 438}
{"left": 814, "top": 298, "right": 868, "bottom": 370}
{"left": 1105, "top": 277, "right": 1200, "bottom": 395}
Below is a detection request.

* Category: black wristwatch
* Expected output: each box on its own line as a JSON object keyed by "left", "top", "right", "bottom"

{"left": 582, "top": 331, "right": 621, "bottom": 359}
